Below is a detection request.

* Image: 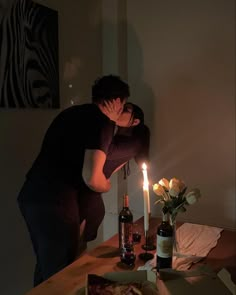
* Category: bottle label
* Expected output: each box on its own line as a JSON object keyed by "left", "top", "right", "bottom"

{"left": 120, "top": 223, "right": 133, "bottom": 246}
{"left": 157, "top": 234, "right": 173, "bottom": 258}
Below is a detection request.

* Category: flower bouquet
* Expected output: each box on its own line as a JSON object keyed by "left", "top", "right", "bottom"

{"left": 153, "top": 177, "right": 201, "bottom": 254}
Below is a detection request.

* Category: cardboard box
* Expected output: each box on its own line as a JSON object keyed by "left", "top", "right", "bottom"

{"left": 86, "top": 270, "right": 157, "bottom": 294}
{"left": 103, "top": 270, "right": 157, "bottom": 284}
{"left": 72, "top": 270, "right": 157, "bottom": 295}
{"left": 157, "top": 268, "right": 234, "bottom": 295}
{"left": 74, "top": 269, "right": 235, "bottom": 295}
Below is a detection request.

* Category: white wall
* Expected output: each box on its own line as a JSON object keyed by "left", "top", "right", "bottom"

{"left": 0, "top": 1, "right": 102, "bottom": 294}
{"left": 126, "top": 0, "right": 236, "bottom": 230}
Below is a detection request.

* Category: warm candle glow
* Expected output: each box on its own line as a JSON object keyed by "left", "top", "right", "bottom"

{"left": 142, "top": 163, "right": 150, "bottom": 213}
{"left": 142, "top": 163, "right": 150, "bottom": 233}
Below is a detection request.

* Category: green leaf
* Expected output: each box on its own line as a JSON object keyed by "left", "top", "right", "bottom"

{"left": 154, "top": 199, "right": 163, "bottom": 205}
{"left": 178, "top": 206, "right": 186, "bottom": 213}
{"left": 179, "top": 186, "right": 188, "bottom": 197}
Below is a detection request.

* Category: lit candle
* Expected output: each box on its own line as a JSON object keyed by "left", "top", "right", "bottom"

{"left": 142, "top": 163, "right": 150, "bottom": 233}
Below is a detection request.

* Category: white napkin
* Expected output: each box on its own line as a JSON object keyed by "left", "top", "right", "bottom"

{"left": 138, "top": 223, "right": 223, "bottom": 271}
{"left": 173, "top": 223, "right": 223, "bottom": 270}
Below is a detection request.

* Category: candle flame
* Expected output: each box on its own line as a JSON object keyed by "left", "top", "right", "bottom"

{"left": 142, "top": 163, "right": 147, "bottom": 170}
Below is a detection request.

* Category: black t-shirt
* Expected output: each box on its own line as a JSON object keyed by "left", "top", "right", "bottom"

{"left": 27, "top": 104, "right": 115, "bottom": 187}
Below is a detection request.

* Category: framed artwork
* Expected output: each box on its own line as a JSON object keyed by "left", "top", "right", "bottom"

{"left": 0, "top": 0, "right": 59, "bottom": 108}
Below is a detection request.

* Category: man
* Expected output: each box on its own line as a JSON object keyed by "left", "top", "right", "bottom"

{"left": 17, "top": 75, "right": 129, "bottom": 286}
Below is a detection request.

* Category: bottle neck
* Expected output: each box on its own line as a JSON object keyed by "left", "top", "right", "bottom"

{"left": 162, "top": 212, "right": 169, "bottom": 222}
{"left": 123, "top": 195, "right": 129, "bottom": 208}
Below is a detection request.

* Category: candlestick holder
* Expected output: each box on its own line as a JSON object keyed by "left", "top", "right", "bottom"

{"left": 141, "top": 231, "right": 156, "bottom": 251}
{"left": 139, "top": 231, "right": 155, "bottom": 262}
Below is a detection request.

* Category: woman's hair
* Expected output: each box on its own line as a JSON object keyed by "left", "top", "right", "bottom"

{"left": 92, "top": 75, "right": 130, "bottom": 104}
{"left": 124, "top": 102, "right": 144, "bottom": 126}
{"left": 121, "top": 103, "right": 150, "bottom": 173}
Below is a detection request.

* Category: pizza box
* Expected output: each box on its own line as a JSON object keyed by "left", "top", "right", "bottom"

{"left": 86, "top": 270, "right": 158, "bottom": 294}
{"left": 72, "top": 270, "right": 157, "bottom": 295}
{"left": 73, "top": 268, "right": 235, "bottom": 294}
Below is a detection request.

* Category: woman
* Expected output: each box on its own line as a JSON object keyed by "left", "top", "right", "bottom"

{"left": 78, "top": 103, "right": 150, "bottom": 245}
{"left": 106, "top": 102, "right": 150, "bottom": 176}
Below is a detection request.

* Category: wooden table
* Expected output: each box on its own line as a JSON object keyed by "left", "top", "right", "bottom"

{"left": 25, "top": 217, "right": 236, "bottom": 295}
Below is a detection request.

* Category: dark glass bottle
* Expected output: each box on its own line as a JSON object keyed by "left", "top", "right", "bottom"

{"left": 118, "top": 194, "right": 135, "bottom": 266}
{"left": 156, "top": 213, "right": 173, "bottom": 272}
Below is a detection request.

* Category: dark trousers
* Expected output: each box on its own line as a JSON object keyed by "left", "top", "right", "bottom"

{"left": 18, "top": 178, "right": 105, "bottom": 287}
{"left": 18, "top": 178, "right": 80, "bottom": 286}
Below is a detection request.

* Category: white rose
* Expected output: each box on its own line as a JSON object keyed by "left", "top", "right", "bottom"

{"left": 186, "top": 189, "right": 201, "bottom": 205}
{"left": 169, "top": 178, "right": 180, "bottom": 197}
{"left": 153, "top": 183, "right": 170, "bottom": 201}
{"left": 169, "top": 186, "right": 180, "bottom": 197}
{"left": 153, "top": 183, "right": 165, "bottom": 197}
{"left": 158, "top": 178, "right": 169, "bottom": 191}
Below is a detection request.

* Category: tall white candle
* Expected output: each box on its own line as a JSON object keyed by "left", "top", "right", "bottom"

{"left": 142, "top": 163, "right": 150, "bottom": 233}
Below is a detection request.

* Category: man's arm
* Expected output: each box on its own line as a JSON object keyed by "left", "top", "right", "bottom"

{"left": 82, "top": 99, "right": 124, "bottom": 192}
{"left": 82, "top": 149, "right": 111, "bottom": 193}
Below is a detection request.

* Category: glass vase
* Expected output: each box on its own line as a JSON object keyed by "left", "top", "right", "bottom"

{"left": 169, "top": 216, "right": 180, "bottom": 256}
{"left": 172, "top": 221, "right": 180, "bottom": 255}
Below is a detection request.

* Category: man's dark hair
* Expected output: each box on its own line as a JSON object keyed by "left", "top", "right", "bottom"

{"left": 92, "top": 75, "right": 130, "bottom": 104}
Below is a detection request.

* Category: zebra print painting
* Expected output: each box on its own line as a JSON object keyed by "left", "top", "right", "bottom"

{"left": 0, "top": 0, "right": 59, "bottom": 108}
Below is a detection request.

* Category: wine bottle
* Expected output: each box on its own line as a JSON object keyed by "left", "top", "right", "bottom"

{"left": 156, "top": 213, "right": 173, "bottom": 271}
{"left": 118, "top": 194, "right": 135, "bottom": 266}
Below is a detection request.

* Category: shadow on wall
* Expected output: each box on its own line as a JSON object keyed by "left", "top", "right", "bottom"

{"left": 120, "top": 23, "right": 157, "bottom": 217}
{"left": 126, "top": 23, "right": 156, "bottom": 129}
{"left": 149, "top": 30, "right": 235, "bottom": 228}
{"left": 151, "top": 35, "right": 234, "bottom": 176}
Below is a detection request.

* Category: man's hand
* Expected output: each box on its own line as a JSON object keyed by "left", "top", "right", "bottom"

{"left": 102, "top": 98, "right": 124, "bottom": 122}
